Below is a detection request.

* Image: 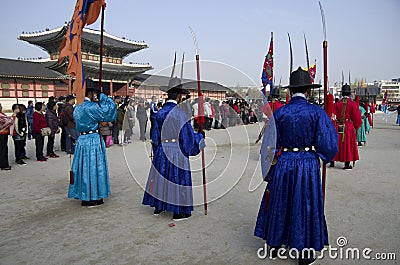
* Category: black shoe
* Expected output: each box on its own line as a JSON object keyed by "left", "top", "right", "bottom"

{"left": 81, "top": 200, "right": 101, "bottom": 207}
{"left": 81, "top": 201, "right": 95, "bottom": 207}
{"left": 344, "top": 165, "right": 353, "bottom": 170}
{"left": 358, "top": 142, "right": 363, "bottom": 146}
{"left": 154, "top": 209, "right": 165, "bottom": 216}
{"left": 299, "top": 257, "right": 316, "bottom": 265}
{"left": 173, "top": 213, "right": 191, "bottom": 221}
{"left": 329, "top": 162, "right": 335, "bottom": 167}
{"left": 1, "top": 166, "right": 11, "bottom": 171}
{"left": 16, "top": 160, "right": 27, "bottom": 165}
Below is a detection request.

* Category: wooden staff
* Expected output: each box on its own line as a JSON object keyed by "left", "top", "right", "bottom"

{"left": 189, "top": 27, "right": 208, "bottom": 215}
{"left": 97, "top": 5, "right": 105, "bottom": 99}
{"left": 319, "top": 1, "right": 328, "bottom": 204}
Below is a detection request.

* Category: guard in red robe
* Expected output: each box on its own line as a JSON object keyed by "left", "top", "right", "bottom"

{"left": 256, "top": 88, "right": 284, "bottom": 144}
{"left": 330, "top": 84, "right": 362, "bottom": 170}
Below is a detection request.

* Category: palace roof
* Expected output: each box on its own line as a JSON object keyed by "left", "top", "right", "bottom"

{"left": 43, "top": 59, "right": 152, "bottom": 81}
{"left": 354, "top": 86, "right": 381, "bottom": 97}
{"left": 19, "top": 25, "right": 148, "bottom": 59}
{"left": 0, "top": 58, "right": 67, "bottom": 80}
{"left": 134, "top": 74, "right": 230, "bottom": 92}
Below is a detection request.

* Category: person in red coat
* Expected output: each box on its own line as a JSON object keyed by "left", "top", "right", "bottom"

{"left": 261, "top": 88, "right": 285, "bottom": 120}
{"left": 326, "top": 93, "right": 336, "bottom": 122}
{"left": 330, "top": 84, "right": 362, "bottom": 170}
{"left": 33, "top": 102, "right": 48, "bottom": 162}
{"left": 256, "top": 88, "right": 284, "bottom": 144}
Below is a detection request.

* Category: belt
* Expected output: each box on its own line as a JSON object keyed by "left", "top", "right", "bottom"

{"left": 336, "top": 119, "right": 352, "bottom": 122}
{"left": 282, "top": 146, "right": 315, "bottom": 152}
{"left": 80, "top": 129, "right": 99, "bottom": 135}
{"left": 162, "top": 139, "right": 178, "bottom": 143}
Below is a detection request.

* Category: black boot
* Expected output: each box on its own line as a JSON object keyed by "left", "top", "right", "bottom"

{"left": 344, "top": 162, "right": 353, "bottom": 170}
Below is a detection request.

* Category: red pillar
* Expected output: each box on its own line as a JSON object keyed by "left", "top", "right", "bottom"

{"left": 33, "top": 79, "right": 37, "bottom": 102}
{"left": 14, "top": 79, "right": 19, "bottom": 104}
{"left": 110, "top": 81, "right": 113, "bottom": 96}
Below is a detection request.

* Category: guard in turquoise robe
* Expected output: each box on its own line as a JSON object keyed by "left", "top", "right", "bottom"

{"left": 68, "top": 91, "right": 117, "bottom": 205}
{"left": 356, "top": 105, "right": 370, "bottom": 145}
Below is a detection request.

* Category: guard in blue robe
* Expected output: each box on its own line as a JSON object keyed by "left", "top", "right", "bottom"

{"left": 254, "top": 67, "right": 338, "bottom": 264}
{"left": 142, "top": 78, "right": 205, "bottom": 220}
{"left": 68, "top": 88, "right": 117, "bottom": 206}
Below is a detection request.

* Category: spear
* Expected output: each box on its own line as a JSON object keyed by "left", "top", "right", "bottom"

{"left": 319, "top": 1, "right": 328, "bottom": 204}
{"left": 304, "top": 33, "right": 314, "bottom": 100}
{"left": 286, "top": 33, "right": 293, "bottom": 104}
{"left": 97, "top": 4, "right": 105, "bottom": 102}
{"left": 189, "top": 27, "right": 208, "bottom": 215}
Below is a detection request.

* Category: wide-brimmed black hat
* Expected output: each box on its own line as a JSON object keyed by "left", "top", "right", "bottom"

{"left": 160, "top": 77, "right": 190, "bottom": 95}
{"left": 283, "top": 67, "right": 322, "bottom": 89}
{"left": 270, "top": 88, "right": 280, "bottom": 97}
{"left": 341, "top": 84, "right": 351, "bottom": 93}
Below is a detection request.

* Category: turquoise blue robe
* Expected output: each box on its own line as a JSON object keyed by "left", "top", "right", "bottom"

{"left": 356, "top": 106, "right": 370, "bottom": 143}
{"left": 68, "top": 94, "right": 117, "bottom": 201}
{"left": 142, "top": 101, "right": 205, "bottom": 215}
{"left": 255, "top": 96, "right": 338, "bottom": 251}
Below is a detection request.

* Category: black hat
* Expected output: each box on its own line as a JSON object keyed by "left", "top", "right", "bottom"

{"left": 66, "top": 95, "right": 75, "bottom": 102}
{"left": 160, "top": 77, "right": 190, "bottom": 95}
{"left": 341, "top": 84, "right": 351, "bottom": 93}
{"left": 283, "top": 67, "right": 322, "bottom": 89}
{"left": 58, "top": 96, "right": 66, "bottom": 101}
{"left": 270, "top": 88, "right": 280, "bottom": 97}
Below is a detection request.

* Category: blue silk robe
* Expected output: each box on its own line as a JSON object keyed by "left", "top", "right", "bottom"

{"left": 142, "top": 101, "right": 205, "bottom": 215}
{"left": 68, "top": 94, "right": 117, "bottom": 201}
{"left": 255, "top": 96, "right": 338, "bottom": 251}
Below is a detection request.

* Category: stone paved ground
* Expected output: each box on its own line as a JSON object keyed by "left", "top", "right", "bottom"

{"left": 0, "top": 113, "right": 399, "bottom": 265}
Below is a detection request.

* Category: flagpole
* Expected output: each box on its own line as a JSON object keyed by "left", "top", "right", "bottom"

{"left": 319, "top": 1, "right": 328, "bottom": 204}
{"left": 98, "top": 5, "right": 105, "bottom": 97}
{"left": 189, "top": 27, "right": 208, "bottom": 215}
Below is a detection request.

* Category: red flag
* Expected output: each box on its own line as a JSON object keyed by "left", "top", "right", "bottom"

{"left": 261, "top": 32, "right": 273, "bottom": 102}
{"left": 59, "top": 0, "right": 106, "bottom": 105}
{"left": 303, "top": 60, "right": 316, "bottom": 83}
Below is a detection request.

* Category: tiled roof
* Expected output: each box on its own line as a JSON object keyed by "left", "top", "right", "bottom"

{"left": 354, "top": 86, "right": 381, "bottom": 96}
{"left": 0, "top": 58, "right": 67, "bottom": 80}
{"left": 19, "top": 26, "right": 148, "bottom": 52}
{"left": 134, "top": 74, "right": 229, "bottom": 92}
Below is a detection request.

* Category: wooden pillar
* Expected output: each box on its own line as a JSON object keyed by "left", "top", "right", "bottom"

{"left": 110, "top": 81, "right": 113, "bottom": 96}
{"left": 14, "top": 78, "right": 19, "bottom": 104}
{"left": 126, "top": 81, "right": 129, "bottom": 97}
{"left": 33, "top": 79, "right": 37, "bottom": 102}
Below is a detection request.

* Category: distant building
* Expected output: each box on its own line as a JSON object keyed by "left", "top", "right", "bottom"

{"left": 132, "top": 74, "right": 229, "bottom": 101}
{"left": 379, "top": 79, "right": 400, "bottom": 104}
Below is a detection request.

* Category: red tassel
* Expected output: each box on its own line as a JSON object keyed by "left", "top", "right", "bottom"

{"left": 70, "top": 170, "right": 74, "bottom": 185}
{"left": 263, "top": 189, "right": 270, "bottom": 211}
